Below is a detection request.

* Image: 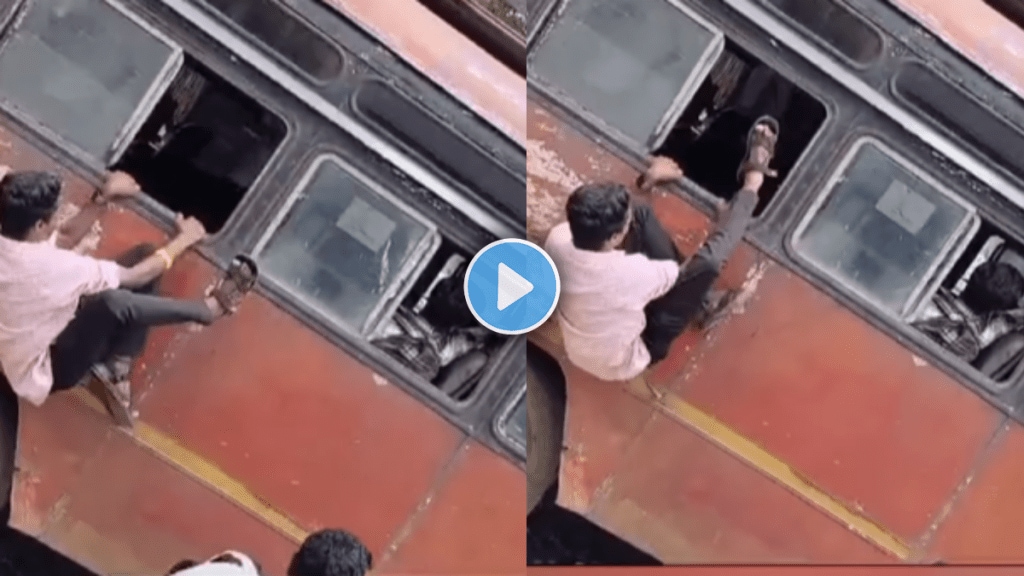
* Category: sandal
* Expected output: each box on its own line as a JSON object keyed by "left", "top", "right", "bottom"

{"left": 91, "top": 360, "right": 133, "bottom": 428}
{"left": 211, "top": 255, "right": 259, "bottom": 315}
{"left": 693, "top": 289, "right": 741, "bottom": 332}
{"left": 737, "top": 115, "right": 780, "bottom": 184}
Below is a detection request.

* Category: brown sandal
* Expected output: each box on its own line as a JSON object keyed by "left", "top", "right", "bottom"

{"left": 737, "top": 116, "right": 780, "bottom": 184}
{"left": 211, "top": 255, "right": 259, "bottom": 315}
{"left": 91, "top": 361, "right": 133, "bottom": 428}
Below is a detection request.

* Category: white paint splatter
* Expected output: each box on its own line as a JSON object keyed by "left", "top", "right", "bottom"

{"left": 912, "top": 355, "right": 928, "bottom": 367}
{"left": 372, "top": 373, "right": 390, "bottom": 387}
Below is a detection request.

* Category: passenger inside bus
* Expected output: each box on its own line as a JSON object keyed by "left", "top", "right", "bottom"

{"left": 0, "top": 167, "right": 259, "bottom": 426}
{"left": 373, "top": 256, "right": 504, "bottom": 401}
{"left": 545, "top": 119, "right": 779, "bottom": 383}
{"left": 914, "top": 246, "right": 1024, "bottom": 383}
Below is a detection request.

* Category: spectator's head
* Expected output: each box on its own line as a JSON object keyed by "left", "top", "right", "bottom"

{"left": 0, "top": 170, "right": 62, "bottom": 241}
{"left": 288, "top": 529, "right": 372, "bottom": 576}
{"left": 565, "top": 182, "right": 632, "bottom": 251}
{"left": 963, "top": 260, "right": 1024, "bottom": 314}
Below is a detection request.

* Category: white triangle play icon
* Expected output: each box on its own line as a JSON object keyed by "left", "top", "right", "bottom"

{"left": 497, "top": 262, "right": 534, "bottom": 311}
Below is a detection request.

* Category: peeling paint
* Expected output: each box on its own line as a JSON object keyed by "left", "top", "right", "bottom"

{"left": 912, "top": 355, "right": 929, "bottom": 367}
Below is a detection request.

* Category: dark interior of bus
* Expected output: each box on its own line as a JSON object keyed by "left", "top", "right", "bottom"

{"left": 373, "top": 237, "right": 507, "bottom": 402}
{"left": 924, "top": 218, "right": 1024, "bottom": 387}
{"left": 655, "top": 40, "right": 826, "bottom": 215}
{"left": 113, "top": 55, "right": 287, "bottom": 233}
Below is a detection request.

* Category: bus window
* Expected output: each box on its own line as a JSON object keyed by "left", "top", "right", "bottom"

{"left": 112, "top": 56, "right": 287, "bottom": 233}
{"left": 0, "top": 0, "right": 182, "bottom": 164}
{"left": 893, "top": 62, "right": 1024, "bottom": 186}
{"left": 914, "top": 218, "right": 1024, "bottom": 390}
{"left": 256, "top": 155, "right": 441, "bottom": 337}
{"left": 654, "top": 40, "right": 826, "bottom": 215}
{"left": 529, "top": 0, "right": 724, "bottom": 149}
{"left": 496, "top": 386, "right": 526, "bottom": 454}
{"left": 759, "top": 0, "right": 883, "bottom": 66}
{"left": 197, "top": 0, "right": 344, "bottom": 82}
{"left": 353, "top": 80, "right": 527, "bottom": 223}
{"left": 792, "top": 139, "right": 979, "bottom": 318}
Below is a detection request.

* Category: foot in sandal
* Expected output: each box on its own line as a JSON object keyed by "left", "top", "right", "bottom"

{"left": 736, "top": 116, "right": 780, "bottom": 192}
{"left": 204, "top": 255, "right": 259, "bottom": 318}
{"left": 91, "top": 356, "right": 134, "bottom": 428}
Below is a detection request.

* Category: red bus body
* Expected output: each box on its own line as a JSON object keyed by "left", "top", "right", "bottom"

{"left": 528, "top": 0, "right": 1024, "bottom": 563}
{"left": 0, "top": 0, "right": 526, "bottom": 574}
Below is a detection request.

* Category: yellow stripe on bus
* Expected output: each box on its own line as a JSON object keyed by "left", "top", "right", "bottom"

{"left": 71, "top": 388, "right": 308, "bottom": 544}
{"left": 625, "top": 376, "right": 914, "bottom": 560}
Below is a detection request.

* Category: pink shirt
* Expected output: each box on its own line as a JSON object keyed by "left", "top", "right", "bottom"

{"left": 0, "top": 234, "right": 120, "bottom": 406}
{"left": 545, "top": 222, "right": 679, "bottom": 381}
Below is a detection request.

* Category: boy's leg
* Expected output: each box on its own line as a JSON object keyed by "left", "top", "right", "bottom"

{"left": 622, "top": 204, "right": 682, "bottom": 263}
{"left": 640, "top": 117, "right": 778, "bottom": 364}
{"left": 641, "top": 189, "right": 758, "bottom": 363}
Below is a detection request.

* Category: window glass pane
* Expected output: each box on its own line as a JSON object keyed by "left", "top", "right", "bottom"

{"left": 259, "top": 158, "right": 435, "bottom": 333}
{"left": 0, "top": 0, "right": 178, "bottom": 160}
{"left": 761, "top": 0, "right": 882, "bottom": 65}
{"left": 530, "top": 0, "right": 721, "bottom": 146}
{"left": 500, "top": 391, "right": 526, "bottom": 447}
{"left": 354, "top": 81, "right": 526, "bottom": 223}
{"left": 199, "top": 0, "right": 343, "bottom": 81}
{"left": 794, "top": 142, "right": 973, "bottom": 315}
{"left": 893, "top": 63, "right": 1024, "bottom": 185}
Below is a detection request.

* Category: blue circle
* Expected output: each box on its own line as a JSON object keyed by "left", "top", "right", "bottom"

{"left": 464, "top": 239, "right": 560, "bottom": 335}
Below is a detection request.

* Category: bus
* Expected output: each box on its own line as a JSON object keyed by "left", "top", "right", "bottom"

{"left": 527, "top": 0, "right": 1024, "bottom": 563}
{"left": 0, "top": 0, "right": 526, "bottom": 573}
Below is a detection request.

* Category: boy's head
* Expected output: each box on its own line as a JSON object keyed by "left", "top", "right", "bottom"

{"left": 565, "top": 182, "right": 632, "bottom": 251}
{"left": 963, "top": 260, "right": 1024, "bottom": 314}
{"left": 0, "top": 170, "right": 62, "bottom": 241}
{"left": 288, "top": 529, "right": 372, "bottom": 576}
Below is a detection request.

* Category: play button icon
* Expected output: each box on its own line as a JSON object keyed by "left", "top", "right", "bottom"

{"left": 497, "top": 263, "right": 533, "bottom": 311}
{"left": 464, "top": 239, "right": 560, "bottom": 335}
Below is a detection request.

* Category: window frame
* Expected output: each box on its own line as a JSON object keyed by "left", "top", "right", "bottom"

{"left": 526, "top": 0, "right": 725, "bottom": 152}
{"left": 0, "top": 0, "right": 184, "bottom": 168}
{"left": 253, "top": 153, "right": 443, "bottom": 338}
{"left": 194, "top": 0, "right": 345, "bottom": 85}
{"left": 493, "top": 381, "right": 525, "bottom": 457}
{"left": 789, "top": 137, "right": 981, "bottom": 321}
{"left": 756, "top": 0, "right": 884, "bottom": 69}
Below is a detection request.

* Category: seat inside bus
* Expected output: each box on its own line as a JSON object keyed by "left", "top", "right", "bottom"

{"left": 935, "top": 232, "right": 1024, "bottom": 385}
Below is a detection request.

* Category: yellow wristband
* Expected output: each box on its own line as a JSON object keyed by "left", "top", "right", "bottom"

{"left": 155, "top": 248, "right": 174, "bottom": 270}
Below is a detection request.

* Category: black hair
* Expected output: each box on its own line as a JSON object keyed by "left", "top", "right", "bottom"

{"left": 565, "top": 182, "right": 631, "bottom": 251}
{"left": 288, "top": 529, "right": 372, "bottom": 576}
{"left": 0, "top": 171, "right": 62, "bottom": 240}
{"left": 963, "top": 260, "right": 1024, "bottom": 314}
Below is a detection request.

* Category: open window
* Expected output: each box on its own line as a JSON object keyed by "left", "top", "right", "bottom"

{"left": 792, "top": 139, "right": 980, "bottom": 319}
{"left": 0, "top": 0, "right": 182, "bottom": 164}
{"left": 913, "top": 218, "right": 1024, "bottom": 390}
{"left": 375, "top": 236, "right": 510, "bottom": 401}
{"left": 529, "top": 0, "right": 724, "bottom": 149}
{"left": 654, "top": 40, "right": 827, "bottom": 214}
{"left": 112, "top": 55, "right": 287, "bottom": 232}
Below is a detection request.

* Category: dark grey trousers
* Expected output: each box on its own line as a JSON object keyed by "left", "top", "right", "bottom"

{"left": 624, "top": 189, "right": 758, "bottom": 363}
